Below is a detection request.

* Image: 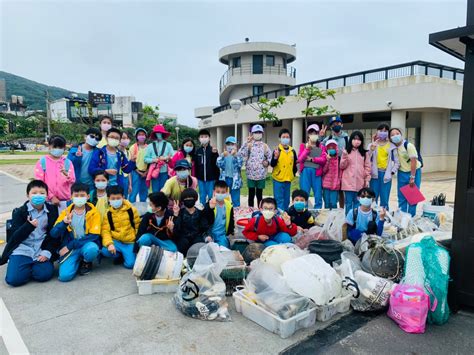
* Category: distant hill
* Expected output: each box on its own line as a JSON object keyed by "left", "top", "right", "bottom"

{"left": 0, "top": 71, "right": 85, "bottom": 110}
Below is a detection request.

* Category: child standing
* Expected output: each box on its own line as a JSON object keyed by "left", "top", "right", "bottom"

{"left": 129, "top": 128, "right": 149, "bottom": 203}
{"left": 97, "top": 115, "right": 113, "bottom": 148}
{"left": 239, "top": 125, "right": 272, "bottom": 207}
{"left": 271, "top": 129, "right": 297, "bottom": 211}
{"left": 322, "top": 139, "right": 341, "bottom": 209}
{"left": 137, "top": 192, "right": 176, "bottom": 252}
{"left": 345, "top": 188, "right": 386, "bottom": 245}
{"left": 118, "top": 131, "right": 132, "bottom": 199}
{"left": 89, "top": 171, "right": 109, "bottom": 223}
{"left": 168, "top": 188, "right": 214, "bottom": 255}
{"left": 1, "top": 180, "right": 60, "bottom": 287}
{"left": 216, "top": 136, "right": 243, "bottom": 207}
{"left": 340, "top": 131, "right": 371, "bottom": 214}
{"left": 101, "top": 186, "right": 141, "bottom": 269}
{"left": 242, "top": 197, "right": 297, "bottom": 247}
{"left": 205, "top": 181, "right": 235, "bottom": 248}
{"left": 35, "top": 135, "right": 76, "bottom": 212}
{"left": 298, "top": 124, "right": 327, "bottom": 209}
{"left": 51, "top": 183, "right": 101, "bottom": 282}
{"left": 368, "top": 123, "right": 400, "bottom": 209}
{"left": 144, "top": 124, "right": 174, "bottom": 192}
{"left": 286, "top": 190, "right": 315, "bottom": 231}
{"left": 194, "top": 129, "right": 220, "bottom": 205}
{"left": 169, "top": 137, "right": 195, "bottom": 177}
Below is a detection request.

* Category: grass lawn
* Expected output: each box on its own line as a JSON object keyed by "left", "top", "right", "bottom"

{"left": 0, "top": 151, "right": 46, "bottom": 155}
{"left": 240, "top": 170, "right": 301, "bottom": 196}
{"left": 0, "top": 159, "right": 37, "bottom": 165}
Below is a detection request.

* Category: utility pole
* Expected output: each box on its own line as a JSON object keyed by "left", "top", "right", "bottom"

{"left": 45, "top": 90, "right": 51, "bottom": 139}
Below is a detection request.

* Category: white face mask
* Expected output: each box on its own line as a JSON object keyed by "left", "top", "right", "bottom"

{"left": 101, "top": 123, "right": 112, "bottom": 132}
{"left": 262, "top": 210, "right": 275, "bottom": 220}
{"left": 309, "top": 134, "right": 319, "bottom": 143}
{"left": 253, "top": 133, "right": 263, "bottom": 141}
{"left": 108, "top": 138, "right": 120, "bottom": 147}
{"left": 199, "top": 137, "right": 210, "bottom": 145}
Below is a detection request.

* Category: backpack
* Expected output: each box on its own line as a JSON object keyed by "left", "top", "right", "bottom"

{"left": 152, "top": 141, "right": 168, "bottom": 160}
{"left": 391, "top": 141, "right": 424, "bottom": 168}
{"left": 352, "top": 207, "right": 378, "bottom": 235}
{"left": 328, "top": 135, "right": 349, "bottom": 147}
{"left": 251, "top": 210, "right": 280, "bottom": 233}
{"left": 40, "top": 156, "right": 71, "bottom": 173}
{"left": 107, "top": 208, "right": 135, "bottom": 232}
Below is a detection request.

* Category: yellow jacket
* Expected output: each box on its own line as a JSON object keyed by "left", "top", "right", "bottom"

{"left": 55, "top": 202, "right": 101, "bottom": 237}
{"left": 271, "top": 144, "right": 297, "bottom": 182}
{"left": 101, "top": 200, "right": 141, "bottom": 246}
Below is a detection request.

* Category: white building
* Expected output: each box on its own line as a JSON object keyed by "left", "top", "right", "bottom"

{"left": 195, "top": 42, "right": 463, "bottom": 173}
{"left": 112, "top": 96, "right": 143, "bottom": 127}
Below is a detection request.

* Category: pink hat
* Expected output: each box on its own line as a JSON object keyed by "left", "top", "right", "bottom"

{"left": 306, "top": 123, "right": 320, "bottom": 132}
{"left": 150, "top": 124, "right": 170, "bottom": 140}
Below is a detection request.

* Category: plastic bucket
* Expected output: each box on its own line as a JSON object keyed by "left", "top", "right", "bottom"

{"left": 422, "top": 203, "right": 451, "bottom": 222}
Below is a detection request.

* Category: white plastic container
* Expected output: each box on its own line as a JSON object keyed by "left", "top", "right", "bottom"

{"left": 314, "top": 294, "right": 351, "bottom": 322}
{"left": 422, "top": 203, "right": 451, "bottom": 222}
{"left": 136, "top": 278, "right": 180, "bottom": 295}
{"left": 233, "top": 290, "right": 316, "bottom": 339}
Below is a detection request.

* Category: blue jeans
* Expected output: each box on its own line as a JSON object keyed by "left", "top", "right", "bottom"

{"left": 300, "top": 168, "right": 323, "bottom": 209}
{"left": 344, "top": 191, "right": 359, "bottom": 214}
{"left": 137, "top": 233, "right": 178, "bottom": 252}
{"left": 122, "top": 175, "right": 130, "bottom": 199}
{"left": 151, "top": 172, "right": 169, "bottom": 193}
{"left": 323, "top": 189, "right": 338, "bottom": 209}
{"left": 370, "top": 170, "right": 392, "bottom": 209}
{"left": 101, "top": 240, "right": 136, "bottom": 269}
{"left": 225, "top": 177, "right": 240, "bottom": 207}
{"left": 5, "top": 255, "right": 54, "bottom": 287}
{"left": 130, "top": 170, "right": 149, "bottom": 203}
{"left": 273, "top": 180, "right": 291, "bottom": 211}
{"left": 263, "top": 232, "right": 292, "bottom": 247}
{"left": 198, "top": 180, "right": 215, "bottom": 205}
{"left": 59, "top": 242, "right": 100, "bottom": 282}
{"left": 398, "top": 169, "right": 422, "bottom": 216}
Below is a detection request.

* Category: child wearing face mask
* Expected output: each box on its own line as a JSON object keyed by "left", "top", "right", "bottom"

{"left": 168, "top": 188, "right": 215, "bottom": 255}
{"left": 271, "top": 129, "right": 298, "bottom": 211}
{"left": 298, "top": 124, "right": 327, "bottom": 209}
{"left": 101, "top": 185, "right": 141, "bottom": 269}
{"left": 216, "top": 136, "right": 243, "bottom": 207}
{"left": 2, "top": 180, "right": 60, "bottom": 287}
{"left": 68, "top": 127, "right": 102, "bottom": 190}
{"left": 340, "top": 131, "right": 372, "bottom": 214}
{"left": 242, "top": 197, "right": 297, "bottom": 246}
{"left": 204, "top": 180, "right": 235, "bottom": 248}
{"left": 136, "top": 192, "right": 176, "bottom": 252}
{"left": 286, "top": 190, "right": 315, "bottom": 232}
{"left": 368, "top": 124, "right": 400, "bottom": 210}
{"left": 322, "top": 139, "right": 341, "bottom": 209}
{"left": 129, "top": 128, "right": 149, "bottom": 203}
{"left": 35, "top": 135, "right": 76, "bottom": 212}
{"left": 51, "top": 182, "right": 101, "bottom": 281}
{"left": 194, "top": 129, "right": 220, "bottom": 205}
{"left": 89, "top": 128, "right": 136, "bottom": 189}
{"left": 161, "top": 159, "right": 198, "bottom": 210}
{"left": 345, "top": 187, "right": 386, "bottom": 245}
{"left": 118, "top": 131, "right": 132, "bottom": 199}
{"left": 169, "top": 137, "right": 196, "bottom": 177}
{"left": 97, "top": 116, "right": 113, "bottom": 148}
{"left": 89, "top": 170, "right": 109, "bottom": 223}
{"left": 239, "top": 125, "right": 272, "bottom": 207}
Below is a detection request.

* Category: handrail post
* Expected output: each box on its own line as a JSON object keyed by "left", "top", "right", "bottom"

{"left": 363, "top": 73, "right": 366, "bottom": 83}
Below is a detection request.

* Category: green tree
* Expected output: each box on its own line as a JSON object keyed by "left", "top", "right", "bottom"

{"left": 251, "top": 96, "right": 286, "bottom": 125}
{"left": 298, "top": 86, "right": 338, "bottom": 119}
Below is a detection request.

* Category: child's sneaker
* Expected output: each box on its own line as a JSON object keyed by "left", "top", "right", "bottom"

{"left": 113, "top": 254, "right": 124, "bottom": 265}
{"left": 79, "top": 260, "right": 93, "bottom": 275}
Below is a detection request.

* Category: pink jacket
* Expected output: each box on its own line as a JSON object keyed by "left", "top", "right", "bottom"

{"left": 34, "top": 155, "right": 76, "bottom": 201}
{"left": 340, "top": 149, "right": 371, "bottom": 192}
{"left": 169, "top": 150, "right": 195, "bottom": 177}
{"left": 322, "top": 148, "right": 340, "bottom": 190}
{"left": 298, "top": 143, "right": 327, "bottom": 176}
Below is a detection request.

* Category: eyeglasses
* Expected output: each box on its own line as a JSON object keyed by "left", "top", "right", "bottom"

{"left": 88, "top": 134, "right": 99, "bottom": 140}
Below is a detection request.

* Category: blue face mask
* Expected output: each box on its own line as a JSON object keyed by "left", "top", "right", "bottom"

{"left": 176, "top": 170, "right": 190, "bottom": 180}
{"left": 183, "top": 146, "right": 193, "bottom": 153}
{"left": 328, "top": 149, "right": 337, "bottom": 156}
{"left": 156, "top": 133, "right": 163, "bottom": 141}
{"left": 73, "top": 197, "right": 87, "bottom": 207}
{"left": 216, "top": 193, "right": 228, "bottom": 202}
{"left": 110, "top": 199, "right": 123, "bottom": 209}
{"left": 95, "top": 181, "right": 108, "bottom": 190}
{"left": 294, "top": 201, "right": 306, "bottom": 212}
{"left": 31, "top": 194, "right": 46, "bottom": 206}
{"left": 391, "top": 134, "right": 402, "bottom": 144}
{"left": 359, "top": 197, "right": 372, "bottom": 207}
{"left": 86, "top": 135, "right": 99, "bottom": 147}
{"left": 50, "top": 148, "right": 64, "bottom": 157}
{"left": 281, "top": 137, "right": 290, "bottom": 146}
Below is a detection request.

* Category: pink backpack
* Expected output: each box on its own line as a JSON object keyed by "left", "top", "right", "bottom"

{"left": 387, "top": 284, "right": 437, "bottom": 334}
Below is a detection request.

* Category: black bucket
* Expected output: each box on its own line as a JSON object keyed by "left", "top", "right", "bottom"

{"left": 308, "top": 240, "right": 343, "bottom": 265}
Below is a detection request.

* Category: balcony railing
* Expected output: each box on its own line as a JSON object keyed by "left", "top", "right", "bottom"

{"left": 213, "top": 60, "right": 464, "bottom": 114}
{"left": 219, "top": 64, "right": 296, "bottom": 92}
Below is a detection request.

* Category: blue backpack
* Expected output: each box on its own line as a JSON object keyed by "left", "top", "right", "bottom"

{"left": 251, "top": 210, "right": 281, "bottom": 232}
{"left": 40, "top": 156, "right": 71, "bottom": 173}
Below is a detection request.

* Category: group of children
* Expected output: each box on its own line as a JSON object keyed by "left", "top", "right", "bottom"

{"left": 1, "top": 115, "right": 423, "bottom": 287}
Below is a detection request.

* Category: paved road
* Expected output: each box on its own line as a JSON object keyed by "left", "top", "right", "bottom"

{"left": 0, "top": 173, "right": 27, "bottom": 215}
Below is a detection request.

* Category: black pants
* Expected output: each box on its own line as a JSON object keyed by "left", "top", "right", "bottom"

{"left": 248, "top": 187, "right": 263, "bottom": 207}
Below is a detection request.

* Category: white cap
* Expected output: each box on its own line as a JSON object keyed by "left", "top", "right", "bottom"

{"left": 251, "top": 124, "right": 264, "bottom": 133}
{"left": 325, "top": 139, "right": 338, "bottom": 147}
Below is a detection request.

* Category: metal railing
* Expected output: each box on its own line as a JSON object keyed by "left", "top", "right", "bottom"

{"left": 213, "top": 60, "right": 464, "bottom": 114}
{"left": 219, "top": 64, "right": 296, "bottom": 92}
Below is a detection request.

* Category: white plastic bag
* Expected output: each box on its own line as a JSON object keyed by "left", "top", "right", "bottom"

{"left": 321, "top": 209, "right": 346, "bottom": 241}
{"left": 174, "top": 243, "right": 231, "bottom": 321}
{"left": 281, "top": 254, "right": 342, "bottom": 306}
{"left": 294, "top": 225, "right": 325, "bottom": 249}
{"left": 350, "top": 270, "right": 395, "bottom": 312}
{"left": 259, "top": 244, "right": 307, "bottom": 274}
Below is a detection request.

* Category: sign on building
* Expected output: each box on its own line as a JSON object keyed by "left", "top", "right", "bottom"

{"left": 88, "top": 91, "right": 115, "bottom": 105}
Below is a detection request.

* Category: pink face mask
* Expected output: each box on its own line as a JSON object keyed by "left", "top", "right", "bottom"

{"left": 137, "top": 136, "right": 146, "bottom": 143}
{"left": 352, "top": 140, "right": 362, "bottom": 148}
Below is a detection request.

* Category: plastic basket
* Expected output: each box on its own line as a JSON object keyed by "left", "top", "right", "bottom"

{"left": 136, "top": 278, "right": 180, "bottom": 295}
{"left": 314, "top": 294, "right": 351, "bottom": 322}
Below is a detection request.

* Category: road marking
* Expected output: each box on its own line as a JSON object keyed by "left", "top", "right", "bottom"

{"left": 0, "top": 170, "right": 29, "bottom": 184}
{"left": 0, "top": 298, "right": 29, "bottom": 354}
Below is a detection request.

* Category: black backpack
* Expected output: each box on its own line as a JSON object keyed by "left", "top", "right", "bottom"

{"left": 107, "top": 208, "right": 135, "bottom": 232}
{"left": 391, "top": 141, "right": 423, "bottom": 168}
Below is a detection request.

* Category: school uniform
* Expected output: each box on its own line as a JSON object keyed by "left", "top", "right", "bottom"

{"left": 137, "top": 210, "right": 177, "bottom": 252}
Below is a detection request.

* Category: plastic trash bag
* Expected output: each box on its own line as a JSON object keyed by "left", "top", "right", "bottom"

{"left": 360, "top": 238, "right": 404, "bottom": 281}
{"left": 350, "top": 270, "right": 395, "bottom": 312}
{"left": 336, "top": 252, "right": 362, "bottom": 298}
{"left": 281, "top": 254, "right": 342, "bottom": 306}
{"left": 244, "top": 262, "right": 313, "bottom": 319}
{"left": 259, "top": 244, "right": 307, "bottom": 274}
{"left": 321, "top": 209, "right": 346, "bottom": 241}
{"left": 404, "top": 236, "right": 450, "bottom": 325}
{"left": 174, "top": 243, "right": 231, "bottom": 321}
{"left": 294, "top": 225, "right": 326, "bottom": 249}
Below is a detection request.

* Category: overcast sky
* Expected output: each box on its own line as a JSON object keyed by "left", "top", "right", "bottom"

{"left": 0, "top": 0, "right": 467, "bottom": 127}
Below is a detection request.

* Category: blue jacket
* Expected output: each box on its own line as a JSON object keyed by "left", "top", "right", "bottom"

{"left": 88, "top": 146, "right": 136, "bottom": 186}
{"left": 67, "top": 143, "right": 98, "bottom": 183}
{"left": 216, "top": 153, "right": 243, "bottom": 189}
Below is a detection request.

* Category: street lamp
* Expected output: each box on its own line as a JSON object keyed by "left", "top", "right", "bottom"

{"left": 175, "top": 126, "right": 180, "bottom": 148}
{"left": 230, "top": 99, "right": 242, "bottom": 140}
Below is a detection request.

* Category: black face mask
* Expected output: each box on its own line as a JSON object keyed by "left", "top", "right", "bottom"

{"left": 183, "top": 199, "right": 196, "bottom": 208}
{"left": 332, "top": 125, "right": 342, "bottom": 133}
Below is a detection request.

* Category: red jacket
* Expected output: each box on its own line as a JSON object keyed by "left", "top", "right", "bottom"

{"left": 243, "top": 215, "right": 297, "bottom": 241}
